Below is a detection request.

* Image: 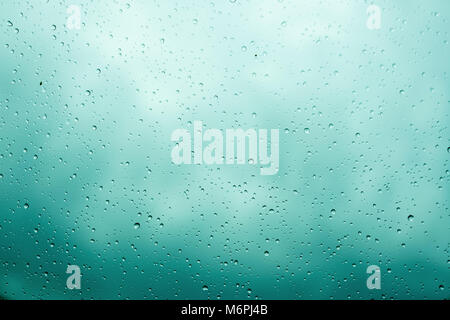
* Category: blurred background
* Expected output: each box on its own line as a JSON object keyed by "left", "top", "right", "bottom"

{"left": 0, "top": 0, "right": 448, "bottom": 299}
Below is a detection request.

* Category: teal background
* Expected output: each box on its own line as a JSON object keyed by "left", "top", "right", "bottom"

{"left": 0, "top": 0, "right": 449, "bottom": 300}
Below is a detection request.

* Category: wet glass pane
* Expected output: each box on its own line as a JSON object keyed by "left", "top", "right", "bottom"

{"left": 0, "top": 0, "right": 448, "bottom": 300}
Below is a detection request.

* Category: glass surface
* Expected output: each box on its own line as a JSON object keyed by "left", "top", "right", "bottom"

{"left": 0, "top": 0, "right": 448, "bottom": 300}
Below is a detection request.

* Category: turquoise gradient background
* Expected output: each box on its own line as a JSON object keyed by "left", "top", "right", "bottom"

{"left": 0, "top": 0, "right": 449, "bottom": 299}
